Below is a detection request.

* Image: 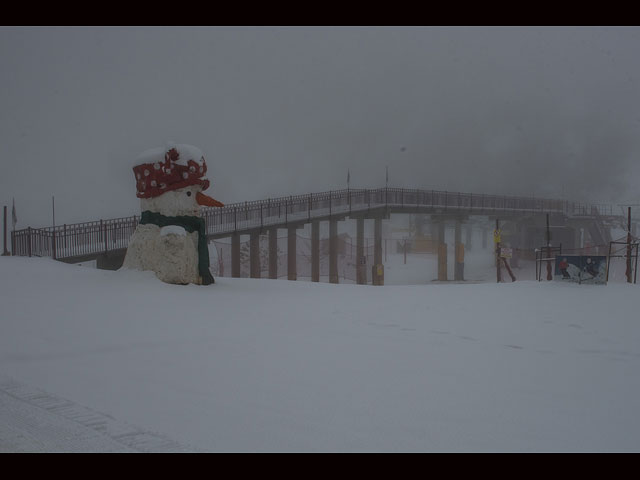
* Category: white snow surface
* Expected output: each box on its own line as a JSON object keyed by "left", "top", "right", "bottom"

{"left": 135, "top": 143, "right": 205, "bottom": 167}
{"left": 1, "top": 256, "right": 640, "bottom": 452}
{"left": 160, "top": 225, "right": 187, "bottom": 237}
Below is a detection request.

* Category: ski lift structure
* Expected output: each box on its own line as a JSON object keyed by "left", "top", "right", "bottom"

{"left": 534, "top": 244, "right": 562, "bottom": 281}
{"left": 606, "top": 205, "right": 639, "bottom": 284}
{"left": 605, "top": 237, "right": 639, "bottom": 284}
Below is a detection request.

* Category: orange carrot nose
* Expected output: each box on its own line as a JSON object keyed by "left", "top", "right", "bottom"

{"left": 196, "top": 191, "right": 224, "bottom": 207}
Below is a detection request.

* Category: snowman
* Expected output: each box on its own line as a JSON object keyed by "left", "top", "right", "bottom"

{"left": 122, "top": 144, "right": 224, "bottom": 285}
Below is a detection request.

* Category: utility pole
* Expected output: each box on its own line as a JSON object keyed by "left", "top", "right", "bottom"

{"left": 2, "top": 206, "right": 8, "bottom": 256}
{"left": 626, "top": 206, "right": 632, "bottom": 283}
{"left": 546, "top": 213, "right": 552, "bottom": 281}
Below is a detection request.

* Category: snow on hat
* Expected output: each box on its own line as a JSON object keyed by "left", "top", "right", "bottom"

{"left": 133, "top": 144, "right": 211, "bottom": 198}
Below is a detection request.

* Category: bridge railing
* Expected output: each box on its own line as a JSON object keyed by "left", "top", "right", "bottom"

{"left": 11, "top": 187, "right": 611, "bottom": 260}
{"left": 376, "top": 188, "right": 569, "bottom": 213}
{"left": 11, "top": 216, "right": 140, "bottom": 260}
{"left": 567, "top": 203, "right": 614, "bottom": 217}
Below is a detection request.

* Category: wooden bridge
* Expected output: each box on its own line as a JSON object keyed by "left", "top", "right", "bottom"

{"left": 9, "top": 187, "right": 625, "bottom": 283}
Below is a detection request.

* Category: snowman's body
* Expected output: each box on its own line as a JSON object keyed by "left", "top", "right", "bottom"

{"left": 123, "top": 186, "right": 203, "bottom": 285}
{"left": 121, "top": 144, "right": 223, "bottom": 285}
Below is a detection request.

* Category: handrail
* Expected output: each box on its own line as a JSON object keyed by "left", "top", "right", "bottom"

{"left": 10, "top": 186, "right": 623, "bottom": 260}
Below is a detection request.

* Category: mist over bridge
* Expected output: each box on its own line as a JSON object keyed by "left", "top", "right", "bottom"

{"left": 9, "top": 187, "right": 633, "bottom": 284}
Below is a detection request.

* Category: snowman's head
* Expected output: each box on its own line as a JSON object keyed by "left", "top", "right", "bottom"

{"left": 141, "top": 184, "right": 223, "bottom": 217}
{"left": 132, "top": 144, "right": 224, "bottom": 217}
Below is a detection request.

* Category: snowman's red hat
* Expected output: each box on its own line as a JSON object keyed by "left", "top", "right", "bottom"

{"left": 133, "top": 145, "right": 211, "bottom": 199}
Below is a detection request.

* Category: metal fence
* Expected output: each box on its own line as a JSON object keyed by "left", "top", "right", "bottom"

{"left": 11, "top": 216, "right": 139, "bottom": 260}
{"left": 11, "top": 187, "right": 612, "bottom": 260}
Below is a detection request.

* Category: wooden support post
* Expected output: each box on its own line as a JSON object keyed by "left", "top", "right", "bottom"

{"left": 288, "top": 226, "right": 297, "bottom": 281}
{"left": 502, "top": 257, "right": 516, "bottom": 282}
{"left": 437, "top": 221, "right": 447, "bottom": 281}
{"left": 231, "top": 233, "right": 240, "bottom": 278}
{"left": 374, "top": 217, "right": 382, "bottom": 266}
{"left": 373, "top": 217, "right": 383, "bottom": 285}
{"left": 438, "top": 243, "right": 447, "bottom": 281}
{"left": 329, "top": 219, "right": 338, "bottom": 283}
{"left": 404, "top": 238, "right": 407, "bottom": 265}
{"left": 268, "top": 227, "right": 278, "bottom": 279}
{"left": 311, "top": 220, "right": 320, "bottom": 282}
{"left": 250, "top": 232, "right": 260, "bottom": 278}
{"left": 606, "top": 242, "right": 612, "bottom": 283}
{"left": 356, "top": 217, "right": 365, "bottom": 285}
{"left": 454, "top": 219, "right": 464, "bottom": 281}
{"left": 455, "top": 242, "right": 465, "bottom": 280}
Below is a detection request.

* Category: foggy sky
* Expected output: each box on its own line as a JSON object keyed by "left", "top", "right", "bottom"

{"left": 2, "top": 26, "right": 640, "bottom": 228}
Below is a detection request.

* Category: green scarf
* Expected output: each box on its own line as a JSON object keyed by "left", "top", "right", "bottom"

{"left": 139, "top": 210, "right": 214, "bottom": 285}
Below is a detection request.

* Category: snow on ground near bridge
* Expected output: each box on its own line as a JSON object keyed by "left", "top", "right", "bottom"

{"left": 1, "top": 256, "right": 640, "bottom": 452}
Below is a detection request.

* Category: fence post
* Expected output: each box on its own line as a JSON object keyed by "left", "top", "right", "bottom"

{"left": 52, "top": 228, "right": 57, "bottom": 260}
{"left": 234, "top": 207, "right": 237, "bottom": 232}
{"left": 102, "top": 220, "right": 107, "bottom": 253}
{"left": 27, "top": 227, "right": 32, "bottom": 257}
{"left": 308, "top": 194, "right": 312, "bottom": 221}
{"left": 260, "top": 203, "right": 263, "bottom": 228}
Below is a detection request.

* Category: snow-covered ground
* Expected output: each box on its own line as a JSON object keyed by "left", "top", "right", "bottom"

{"left": 1, "top": 255, "right": 639, "bottom": 452}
